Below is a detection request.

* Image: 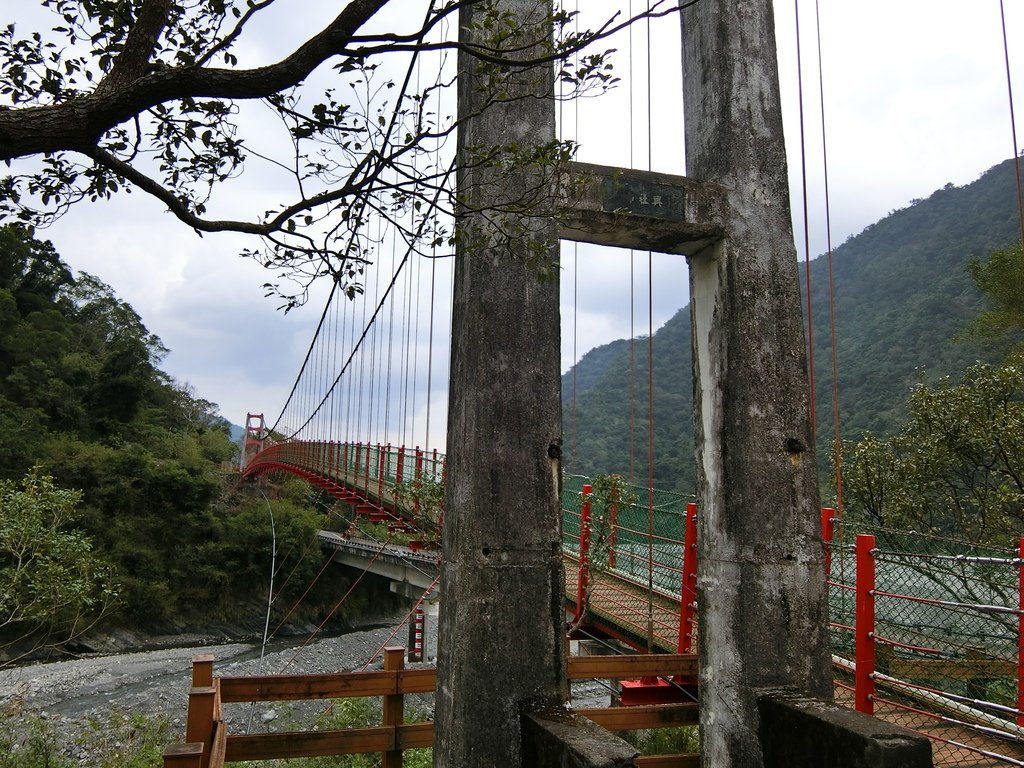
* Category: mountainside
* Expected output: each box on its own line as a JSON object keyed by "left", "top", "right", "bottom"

{"left": 0, "top": 225, "right": 337, "bottom": 638}
{"left": 562, "top": 157, "right": 1023, "bottom": 493}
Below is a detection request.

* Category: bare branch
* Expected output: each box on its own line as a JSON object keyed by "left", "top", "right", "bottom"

{"left": 195, "top": 0, "right": 279, "bottom": 67}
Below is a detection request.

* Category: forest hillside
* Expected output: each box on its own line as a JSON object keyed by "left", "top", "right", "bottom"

{"left": 0, "top": 226, "right": 350, "bottom": 645}
{"left": 561, "top": 157, "right": 1024, "bottom": 493}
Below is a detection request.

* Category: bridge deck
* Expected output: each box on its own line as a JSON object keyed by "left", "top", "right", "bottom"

{"left": 563, "top": 553, "right": 682, "bottom": 653}
{"left": 319, "top": 531, "right": 682, "bottom": 654}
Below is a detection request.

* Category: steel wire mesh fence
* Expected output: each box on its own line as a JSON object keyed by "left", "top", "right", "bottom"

{"left": 249, "top": 456, "right": 1024, "bottom": 764}
{"left": 562, "top": 474, "right": 691, "bottom": 594}
{"left": 827, "top": 519, "right": 1024, "bottom": 766}
{"left": 562, "top": 475, "right": 695, "bottom": 652}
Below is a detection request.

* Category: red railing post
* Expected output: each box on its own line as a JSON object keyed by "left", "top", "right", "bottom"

{"left": 607, "top": 488, "right": 619, "bottom": 569}
{"left": 821, "top": 507, "right": 836, "bottom": 578}
{"left": 577, "top": 485, "right": 593, "bottom": 616}
{"left": 408, "top": 606, "right": 425, "bottom": 662}
{"left": 396, "top": 446, "right": 405, "bottom": 486}
{"left": 364, "top": 442, "right": 371, "bottom": 493}
{"left": 855, "top": 534, "right": 876, "bottom": 715}
{"left": 415, "top": 447, "right": 423, "bottom": 481}
{"left": 678, "top": 502, "right": 698, "bottom": 654}
{"left": 1017, "top": 537, "right": 1023, "bottom": 726}
{"left": 378, "top": 444, "right": 386, "bottom": 499}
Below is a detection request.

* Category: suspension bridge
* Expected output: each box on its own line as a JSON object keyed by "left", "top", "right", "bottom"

{"left": 230, "top": 432, "right": 1024, "bottom": 767}
{"left": 239, "top": 434, "right": 693, "bottom": 657}
{"left": 164, "top": 0, "right": 1024, "bottom": 765}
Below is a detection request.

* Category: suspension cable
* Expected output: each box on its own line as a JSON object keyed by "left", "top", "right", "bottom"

{"left": 814, "top": 0, "right": 843, "bottom": 517}
{"left": 628, "top": 0, "right": 637, "bottom": 486}
{"left": 275, "top": 532, "right": 397, "bottom": 674}
{"left": 999, "top": 0, "right": 1024, "bottom": 249}
{"left": 645, "top": 0, "right": 656, "bottom": 655}
{"left": 793, "top": 0, "right": 817, "bottom": 440}
{"left": 286, "top": 159, "right": 457, "bottom": 438}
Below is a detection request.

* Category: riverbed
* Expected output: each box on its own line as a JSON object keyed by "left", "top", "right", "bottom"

{"left": 0, "top": 621, "right": 609, "bottom": 765}
{"left": 0, "top": 622, "right": 425, "bottom": 763}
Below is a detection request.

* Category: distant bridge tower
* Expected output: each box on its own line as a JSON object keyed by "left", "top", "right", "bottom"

{"left": 240, "top": 413, "right": 269, "bottom": 472}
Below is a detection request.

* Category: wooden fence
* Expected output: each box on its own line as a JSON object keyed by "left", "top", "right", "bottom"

{"left": 163, "top": 649, "right": 700, "bottom": 767}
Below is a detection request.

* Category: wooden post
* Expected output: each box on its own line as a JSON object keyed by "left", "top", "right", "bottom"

{"left": 192, "top": 655, "right": 214, "bottom": 687}
{"left": 163, "top": 743, "right": 203, "bottom": 768}
{"left": 184, "top": 653, "right": 218, "bottom": 768}
{"left": 382, "top": 646, "right": 405, "bottom": 768}
{"left": 855, "top": 534, "right": 876, "bottom": 715}
{"left": 185, "top": 686, "right": 216, "bottom": 768}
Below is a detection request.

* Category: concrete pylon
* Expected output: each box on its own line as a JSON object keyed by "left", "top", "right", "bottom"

{"left": 434, "top": 1, "right": 566, "bottom": 766}
{"left": 682, "top": 2, "right": 833, "bottom": 767}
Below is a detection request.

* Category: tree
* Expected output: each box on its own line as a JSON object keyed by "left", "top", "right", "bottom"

{"left": 841, "top": 355, "right": 1024, "bottom": 547}
{"left": 1, "top": 0, "right": 672, "bottom": 308}
{"left": 966, "top": 242, "right": 1024, "bottom": 352}
{"left": 0, "top": 468, "right": 118, "bottom": 664}
{"left": 0, "top": 224, "right": 73, "bottom": 316}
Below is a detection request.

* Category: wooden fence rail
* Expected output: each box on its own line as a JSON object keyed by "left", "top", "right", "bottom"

{"left": 164, "top": 649, "right": 699, "bottom": 767}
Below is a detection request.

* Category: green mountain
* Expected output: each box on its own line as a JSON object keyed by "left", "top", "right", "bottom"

{"left": 0, "top": 225, "right": 331, "bottom": 634}
{"left": 561, "top": 157, "right": 1024, "bottom": 493}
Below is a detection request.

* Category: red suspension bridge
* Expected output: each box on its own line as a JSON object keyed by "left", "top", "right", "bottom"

{"left": 237, "top": 431, "right": 1024, "bottom": 767}
{"left": 190, "top": 1, "right": 1024, "bottom": 764}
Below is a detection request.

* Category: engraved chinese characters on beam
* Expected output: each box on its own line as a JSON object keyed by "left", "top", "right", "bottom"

{"left": 559, "top": 161, "right": 727, "bottom": 255}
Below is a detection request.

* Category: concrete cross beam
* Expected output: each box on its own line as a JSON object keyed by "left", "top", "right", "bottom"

{"left": 560, "top": 161, "right": 726, "bottom": 255}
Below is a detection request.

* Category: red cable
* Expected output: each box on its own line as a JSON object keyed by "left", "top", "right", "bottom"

{"left": 424, "top": 255, "right": 437, "bottom": 451}
{"left": 999, "top": 0, "right": 1024, "bottom": 250}
{"left": 571, "top": 247, "right": 578, "bottom": 472}
{"left": 794, "top": 0, "right": 817, "bottom": 438}
{"left": 814, "top": 0, "right": 844, "bottom": 516}
{"left": 360, "top": 572, "right": 442, "bottom": 671}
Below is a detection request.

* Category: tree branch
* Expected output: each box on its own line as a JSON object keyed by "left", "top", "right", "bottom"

{"left": 86, "top": 144, "right": 370, "bottom": 236}
{"left": 0, "top": 0, "right": 676, "bottom": 161}
{"left": 0, "top": 0, "right": 392, "bottom": 160}
{"left": 94, "top": 0, "right": 174, "bottom": 98}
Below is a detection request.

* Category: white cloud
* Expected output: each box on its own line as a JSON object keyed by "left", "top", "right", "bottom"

{"left": 6, "top": 1, "right": 1022, "bottom": 448}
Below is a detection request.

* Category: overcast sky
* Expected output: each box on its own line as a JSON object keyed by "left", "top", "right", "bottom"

{"left": 7, "top": 1, "right": 1022, "bottom": 447}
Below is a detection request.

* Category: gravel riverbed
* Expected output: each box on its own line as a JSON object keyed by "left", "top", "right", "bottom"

{"left": 0, "top": 622, "right": 428, "bottom": 763}
{"left": 0, "top": 624, "right": 610, "bottom": 764}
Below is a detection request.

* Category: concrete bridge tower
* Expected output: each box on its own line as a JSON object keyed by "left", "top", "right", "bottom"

{"left": 436, "top": 1, "right": 832, "bottom": 766}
